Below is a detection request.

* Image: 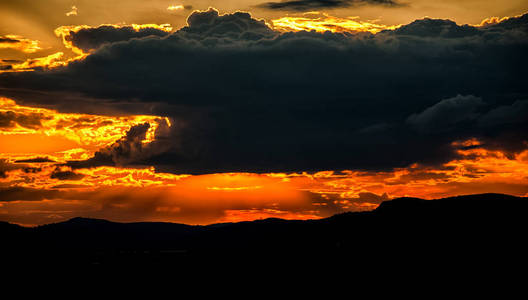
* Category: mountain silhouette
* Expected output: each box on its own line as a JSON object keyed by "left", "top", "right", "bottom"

{"left": 2, "top": 193, "right": 527, "bottom": 268}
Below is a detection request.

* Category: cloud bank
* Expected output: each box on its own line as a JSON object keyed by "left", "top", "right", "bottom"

{"left": 1, "top": 9, "right": 527, "bottom": 174}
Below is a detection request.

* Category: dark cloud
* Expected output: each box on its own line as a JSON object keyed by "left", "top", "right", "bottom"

{"left": 0, "top": 110, "right": 46, "bottom": 129}
{"left": 481, "top": 13, "right": 528, "bottom": 31}
{"left": 0, "top": 186, "right": 60, "bottom": 202}
{"left": 0, "top": 59, "right": 22, "bottom": 70}
{"left": 50, "top": 169, "right": 85, "bottom": 180}
{"left": 390, "top": 18, "right": 480, "bottom": 37}
{"left": 1, "top": 10, "right": 527, "bottom": 174}
{"left": 51, "top": 184, "right": 91, "bottom": 189}
{"left": 182, "top": 9, "right": 276, "bottom": 40}
{"left": 478, "top": 100, "right": 528, "bottom": 127}
{"left": 0, "top": 36, "right": 20, "bottom": 43}
{"left": 68, "top": 119, "right": 171, "bottom": 169}
{"left": 474, "top": 100, "right": 528, "bottom": 154}
{"left": 406, "top": 95, "right": 484, "bottom": 133}
{"left": 14, "top": 157, "right": 56, "bottom": 163}
{"left": 0, "top": 159, "right": 43, "bottom": 179}
{"left": 67, "top": 123, "right": 151, "bottom": 169}
{"left": 406, "top": 95, "right": 528, "bottom": 155}
{"left": 257, "top": 0, "right": 402, "bottom": 11}
{"left": 65, "top": 25, "right": 170, "bottom": 53}
{"left": 0, "top": 159, "right": 20, "bottom": 178}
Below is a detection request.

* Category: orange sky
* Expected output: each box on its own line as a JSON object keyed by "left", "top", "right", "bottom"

{"left": 1, "top": 97, "right": 527, "bottom": 226}
{"left": 1, "top": 2, "right": 527, "bottom": 226}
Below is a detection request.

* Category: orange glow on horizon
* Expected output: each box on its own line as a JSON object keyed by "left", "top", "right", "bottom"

{"left": 1, "top": 6, "right": 528, "bottom": 225}
{"left": 1, "top": 138, "right": 527, "bottom": 226}
{"left": 220, "top": 209, "right": 320, "bottom": 223}
{"left": 1, "top": 100, "right": 527, "bottom": 226}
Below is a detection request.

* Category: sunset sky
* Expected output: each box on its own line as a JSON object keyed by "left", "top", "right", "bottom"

{"left": 0, "top": 0, "right": 527, "bottom": 226}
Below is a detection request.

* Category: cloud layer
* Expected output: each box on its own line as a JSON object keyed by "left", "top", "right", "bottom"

{"left": 1, "top": 9, "right": 527, "bottom": 174}
{"left": 63, "top": 25, "right": 170, "bottom": 53}
{"left": 258, "top": 0, "right": 402, "bottom": 11}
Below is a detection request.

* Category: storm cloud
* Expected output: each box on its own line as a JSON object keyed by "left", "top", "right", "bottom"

{"left": 14, "top": 157, "right": 56, "bottom": 163}
{"left": 1, "top": 9, "right": 527, "bottom": 174}
{"left": 64, "top": 25, "right": 170, "bottom": 53}
{"left": 407, "top": 95, "right": 485, "bottom": 133}
{"left": 0, "top": 110, "right": 46, "bottom": 129}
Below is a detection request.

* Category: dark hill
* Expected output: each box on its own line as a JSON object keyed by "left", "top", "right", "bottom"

{"left": 2, "top": 193, "right": 527, "bottom": 267}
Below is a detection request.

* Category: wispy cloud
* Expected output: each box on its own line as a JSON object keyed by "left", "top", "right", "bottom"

{"left": 66, "top": 5, "right": 77, "bottom": 17}
{"left": 258, "top": 0, "right": 403, "bottom": 11}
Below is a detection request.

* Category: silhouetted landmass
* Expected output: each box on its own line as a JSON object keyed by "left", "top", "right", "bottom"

{"left": 2, "top": 193, "right": 527, "bottom": 268}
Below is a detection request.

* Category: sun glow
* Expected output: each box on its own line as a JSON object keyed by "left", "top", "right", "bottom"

{"left": 1, "top": 102, "right": 527, "bottom": 227}
{"left": 0, "top": 97, "right": 165, "bottom": 159}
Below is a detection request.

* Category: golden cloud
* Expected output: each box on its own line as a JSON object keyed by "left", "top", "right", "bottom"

{"left": 1, "top": 131, "right": 527, "bottom": 226}
{"left": 66, "top": 5, "right": 78, "bottom": 17}
{"left": 1, "top": 10, "right": 527, "bottom": 226}
{"left": 0, "top": 97, "right": 167, "bottom": 160}
{"left": 54, "top": 23, "right": 172, "bottom": 61}
{"left": 167, "top": 5, "right": 184, "bottom": 11}
{"left": 271, "top": 12, "right": 401, "bottom": 34}
{"left": 0, "top": 23, "right": 172, "bottom": 73}
{"left": 0, "top": 35, "right": 43, "bottom": 53}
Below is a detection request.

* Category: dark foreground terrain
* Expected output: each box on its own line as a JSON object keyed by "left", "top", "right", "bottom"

{"left": 2, "top": 193, "right": 527, "bottom": 268}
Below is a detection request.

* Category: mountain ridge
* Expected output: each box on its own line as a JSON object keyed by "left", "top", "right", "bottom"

{"left": 2, "top": 193, "right": 527, "bottom": 267}
{"left": 4, "top": 192, "right": 522, "bottom": 229}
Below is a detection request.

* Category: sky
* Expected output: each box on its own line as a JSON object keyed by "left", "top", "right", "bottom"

{"left": 0, "top": 0, "right": 527, "bottom": 226}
